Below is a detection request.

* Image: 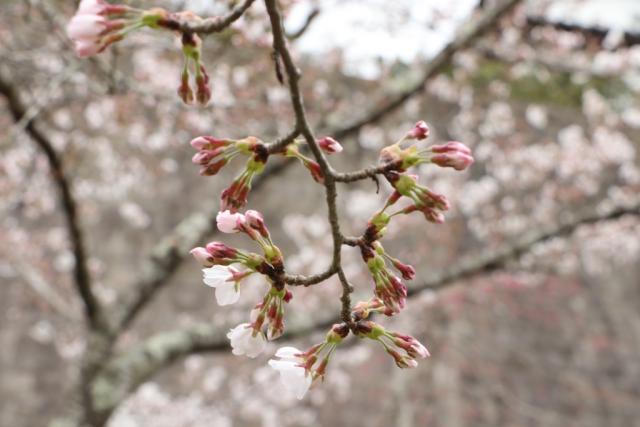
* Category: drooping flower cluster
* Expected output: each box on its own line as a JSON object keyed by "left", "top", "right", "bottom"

{"left": 190, "top": 136, "right": 269, "bottom": 211}
{"left": 66, "top": 0, "right": 143, "bottom": 57}
{"left": 178, "top": 32, "right": 211, "bottom": 106}
{"left": 191, "top": 209, "right": 293, "bottom": 357}
{"left": 67, "top": 1, "right": 219, "bottom": 105}
{"left": 355, "top": 320, "right": 429, "bottom": 368}
{"left": 359, "top": 242, "right": 411, "bottom": 314}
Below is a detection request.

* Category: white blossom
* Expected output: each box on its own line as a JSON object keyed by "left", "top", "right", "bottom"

{"left": 268, "top": 346, "right": 312, "bottom": 399}
{"left": 202, "top": 266, "right": 240, "bottom": 306}
{"left": 227, "top": 323, "right": 266, "bottom": 358}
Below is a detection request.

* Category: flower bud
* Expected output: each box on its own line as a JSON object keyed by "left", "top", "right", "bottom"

{"left": 205, "top": 241, "right": 238, "bottom": 259}
{"left": 245, "top": 210, "right": 269, "bottom": 238}
{"left": 190, "top": 247, "right": 214, "bottom": 267}
{"left": 317, "top": 137, "right": 343, "bottom": 154}
{"left": 406, "top": 120, "right": 430, "bottom": 140}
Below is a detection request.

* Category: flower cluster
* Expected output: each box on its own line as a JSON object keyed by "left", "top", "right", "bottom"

{"left": 191, "top": 136, "right": 269, "bottom": 211}
{"left": 66, "top": 0, "right": 144, "bottom": 57}
{"left": 191, "top": 209, "right": 293, "bottom": 358}
{"left": 67, "top": 1, "right": 219, "bottom": 105}
{"left": 360, "top": 242, "right": 411, "bottom": 314}
{"left": 380, "top": 121, "right": 474, "bottom": 171}
{"left": 355, "top": 320, "right": 429, "bottom": 368}
{"left": 178, "top": 33, "right": 211, "bottom": 106}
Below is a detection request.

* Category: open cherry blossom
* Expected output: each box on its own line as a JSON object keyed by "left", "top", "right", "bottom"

{"left": 227, "top": 323, "right": 266, "bottom": 358}
{"left": 202, "top": 265, "right": 242, "bottom": 306}
{"left": 268, "top": 346, "right": 312, "bottom": 400}
{"left": 216, "top": 210, "right": 245, "bottom": 233}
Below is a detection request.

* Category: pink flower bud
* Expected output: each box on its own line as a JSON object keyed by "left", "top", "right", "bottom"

{"left": 304, "top": 160, "right": 324, "bottom": 184}
{"left": 430, "top": 152, "right": 474, "bottom": 171}
{"left": 195, "top": 65, "right": 211, "bottom": 106}
{"left": 78, "top": 0, "right": 107, "bottom": 15}
{"left": 317, "top": 137, "right": 343, "bottom": 154}
{"left": 177, "top": 72, "right": 194, "bottom": 105}
{"left": 216, "top": 210, "right": 244, "bottom": 233}
{"left": 205, "top": 241, "right": 238, "bottom": 259}
{"left": 420, "top": 206, "right": 445, "bottom": 224}
{"left": 430, "top": 141, "right": 471, "bottom": 155}
{"left": 283, "top": 290, "right": 293, "bottom": 303}
{"left": 245, "top": 210, "right": 269, "bottom": 237}
{"left": 406, "top": 121, "right": 430, "bottom": 140}
{"left": 190, "top": 247, "right": 214, "bottom": 267}
{"left": 391, "top": 259, "right": 416, "bottom": 280}
{"left": 429, "top": 141, "right": 474, "bottom": 171}
{"left": 200, "top": 158, "right": 228, "bottom": 176}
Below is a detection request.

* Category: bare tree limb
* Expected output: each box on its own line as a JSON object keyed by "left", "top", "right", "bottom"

{"left": 0, "top": 70, "right": 105, "bottom": 331}
{"left": 331, "top": 0, "right": 522, "bottom": 141}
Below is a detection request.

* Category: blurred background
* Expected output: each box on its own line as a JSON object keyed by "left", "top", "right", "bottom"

{"left": 1, "top": 0, "right": 640, "bottom": 426}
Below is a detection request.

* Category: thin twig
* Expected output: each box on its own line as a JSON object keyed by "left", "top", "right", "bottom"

{"left": 264, "top": 0, "right": 353, "bottom": 325}
{"left": 286, "top": 8, "right": 320, "bottom": 40}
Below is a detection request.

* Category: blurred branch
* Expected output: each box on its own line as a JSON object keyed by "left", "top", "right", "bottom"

{"left": 102, "top": 192, "right": 640, "bottom": 404}
{"left": 111, "top": 0, "right": 524, "bottom": 332}
{"left": 331, "top": 0, "right": 522, "bottom": 140}
{"left": 12, "top": 258, "right": 81, "bottom": 322}
{"left": 0, "top": 70, "right": 105, "bottom": 331}
{"left": 286, "top": 8, "right": 320, "bottom": 40}
{"left": 526, "top": 15, "right": 640, "bottom": 46}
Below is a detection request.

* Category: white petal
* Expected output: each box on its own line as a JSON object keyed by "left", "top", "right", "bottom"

{"left": 272, "top": 363, "right": 310, "bottom": 399}
{"left": 243, "top": 332, "right": 266, "bottom": 358}
{"left": 268, "top": 359, "right": 298, "bottom": 371}
{"left": 78, "top": 0, "right": 105, "bottom": 15}
{"left": 215, "top": 283, "right": 240, "bottom": 306}
{"left": 67, "top": 15, "right": 104, "bottom": 40}
{"left": 202, "top": 266, "right": 231, "bottom": 287}
{"left": 74, "top": 40, "right": 100, "bottom": 57}
{"left": 216, "top": 210, "right": 242, "bottom": 233}
{"left": 293, "top": 374, "right": 312, "bottom": 399}
{"left": 275, "top": 346, "right": 302, "bottom": 360}
{"left": 227, "top": 324, "right": 250, "bottom": 356}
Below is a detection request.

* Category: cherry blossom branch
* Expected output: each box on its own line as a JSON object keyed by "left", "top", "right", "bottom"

{"left": 111, "top": 0, "right": 524, "bottom": 332}
{"left": 102, "top": 200, "right": 640, "bottom": 400}
{"left": 0, "top": 70, "right": 105, "bottom": 331}
{"left": 264, "top": 0, "right": 354, "bottom": 326}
